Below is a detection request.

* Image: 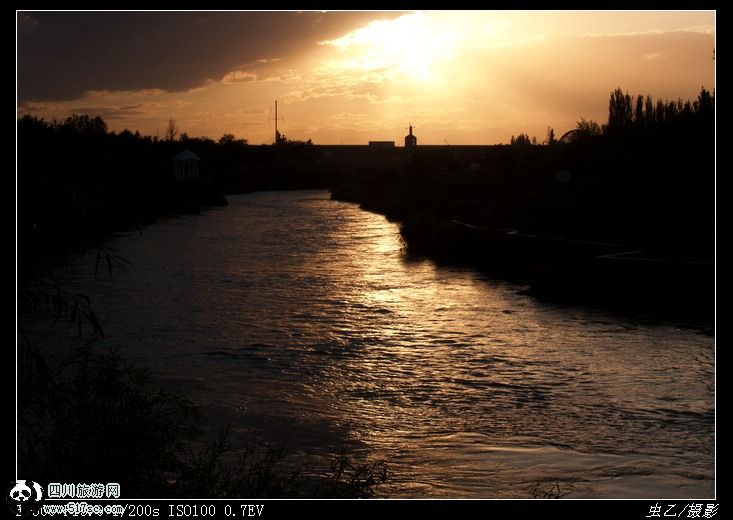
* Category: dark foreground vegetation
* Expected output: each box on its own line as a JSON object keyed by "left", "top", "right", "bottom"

{"left": 18, "top": 347, "right": 388, "bottom": 498}
{"left": 18, "top": 281, "right": 388, "bottom": 498}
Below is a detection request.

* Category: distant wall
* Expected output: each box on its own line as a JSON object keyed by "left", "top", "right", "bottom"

{"left": 314, "top": 144, "right": 504, "bottom": 168}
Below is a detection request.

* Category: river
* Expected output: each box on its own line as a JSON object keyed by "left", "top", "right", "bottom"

{"left": 22, "top": 190, "right": 715, "bottom": 498}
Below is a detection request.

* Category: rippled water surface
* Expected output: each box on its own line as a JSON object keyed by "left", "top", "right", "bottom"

{"left": 25, "top": 191, "right": 715, "bottom": 497}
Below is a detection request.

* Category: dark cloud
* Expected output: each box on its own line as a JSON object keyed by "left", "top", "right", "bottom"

{"left": 17, "top": 11, "right": 402, "bottom": 103}
{"left": 68, "top": 104, "right": 149, "bottom": 120}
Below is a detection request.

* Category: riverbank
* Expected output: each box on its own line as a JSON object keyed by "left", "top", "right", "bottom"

{"left": 18, "top": 336, "right": 389, "bottom": 498}
{"left": 329, "top": 146, "right": 713, "bottom": 322}
{"left": 18, "top": 179, "right": 228, "bottom": 282}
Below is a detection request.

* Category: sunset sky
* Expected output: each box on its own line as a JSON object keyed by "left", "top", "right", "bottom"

{"left": 18, "top": 11, "right": 715, "bottom": 145}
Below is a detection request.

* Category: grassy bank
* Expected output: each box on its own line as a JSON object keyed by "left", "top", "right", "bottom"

{"left": 18, "top": 332, "right": 389, "bottom": 498}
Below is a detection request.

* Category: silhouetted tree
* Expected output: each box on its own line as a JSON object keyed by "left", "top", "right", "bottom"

{"left": 696, "top": 87, "right": 714, "bottom": 116}
{"left": 219, "top": 133, "right": 235, "bottom": 145}
{"left": 644, "top": 96, "right": 654, "bottom": 125}
{"left": 634, "top": 95, "right": 644, "bottom": 125}
{"left": 510, "top": 133, "right": 533, "bottom": 146}
{"left": 575, "top": 118, "right": 603, "bottom": 138}
{"left": 64, "top": 114, "right": 107, "bottom": 136}
{"left": 546, "top": 127, "right": 556, "bottom": 146}
{"left": 165, "top": 119, "right": 179, "bottom": 142}
{"left": 607, "top": 88, "right": 633, "bottom": 132}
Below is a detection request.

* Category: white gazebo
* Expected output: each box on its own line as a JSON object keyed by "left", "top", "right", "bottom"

{"left": 172, "top": 149, "right": 201, "bottom": 180}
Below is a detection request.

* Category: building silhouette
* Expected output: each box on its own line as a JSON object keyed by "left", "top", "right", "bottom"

{"left": 404, "top": 124, "right": 417, "bottom": 148}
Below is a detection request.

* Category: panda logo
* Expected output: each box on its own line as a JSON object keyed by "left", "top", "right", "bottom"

{"left": 10, "top": 481, "right": 31, "bottom": 502}
{"left": 7, "top": 480, "right": 43, "bottom": 516}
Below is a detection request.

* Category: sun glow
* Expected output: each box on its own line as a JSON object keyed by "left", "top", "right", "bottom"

{"left": 320, "top": 12, "right": 462, "bottom": 82}
{"left": 19, "top": 11, "right": 714, "bottom": 144}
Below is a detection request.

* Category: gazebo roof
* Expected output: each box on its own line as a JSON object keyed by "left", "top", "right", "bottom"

{"left": 172, "top": 149, "right": 201, "bottom": 161}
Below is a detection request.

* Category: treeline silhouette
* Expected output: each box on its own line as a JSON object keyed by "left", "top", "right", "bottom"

{"left": 606, "top": 87, "right": 714, "bottom": 135}
{"left": 19, "top": 87, "right": 714, "bottom": 315}
{"left": 509, "top": 87, "right": 714, "bottom": 145}
{"left": 334, "top": 86, "right": 713, "bottom": 243}
{"left": 504, "top": 86, "right": 715, "bottom": 243}
{"left": 17, "top": 114, "right": 324, "bottom": 279}
{"left": 331, "top": 87, "right": 714, "bottom": 317}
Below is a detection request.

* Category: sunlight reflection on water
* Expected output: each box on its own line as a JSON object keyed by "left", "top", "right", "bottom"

{"left": 27, "top": 190, "right": 714, "bottom": 498}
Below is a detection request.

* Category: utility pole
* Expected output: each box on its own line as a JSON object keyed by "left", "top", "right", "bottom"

{"left": 269, "top": 100, "right": 283, "bottom": 145}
